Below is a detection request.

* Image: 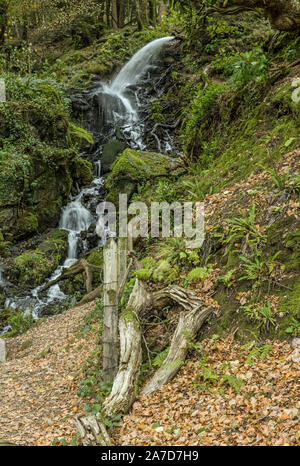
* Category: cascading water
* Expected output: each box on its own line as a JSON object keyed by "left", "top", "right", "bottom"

{"left": 111, "top": 37, "right": 174, "bottom": 93}
{"left": 1, "top": 36, "right": 174, "bottom": 333}
{"left": 96, "top": 36, "right": 174, "bottom": 149}
{"left": 59, "top": 199, "right": 93, "bottom": 267}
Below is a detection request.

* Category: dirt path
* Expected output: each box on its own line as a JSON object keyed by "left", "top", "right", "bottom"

{"left": 0, "top": 303, "right": 97, "bottom": 446}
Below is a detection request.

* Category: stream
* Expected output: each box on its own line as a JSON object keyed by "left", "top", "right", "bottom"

{"left": 0, "top": 36, "right": 175, "bottom": 334}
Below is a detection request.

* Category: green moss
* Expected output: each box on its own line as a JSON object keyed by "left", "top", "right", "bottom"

{"left": 13, "top": 229, "right": 68, "bottom": 286}
{"left": 86, "top": 248, "right": 103, "bottom": 267}
{"left": 16, "top": 212, "right": 39, "bottom": 236}
{"left": 72, "top": 156, "right": 93, "bottom": 185}
{"left": 0, "top": 74, "right": 95, "bottom": 240}
{"left": 106, "top": 149, "right": 179, "bottom": 202}
{"left": 278, "top": 277, "right": 300, "bottom": 338}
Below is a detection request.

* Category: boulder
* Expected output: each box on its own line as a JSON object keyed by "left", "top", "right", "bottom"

{"left": 105, "top": 148, "right": 183, "bottom": 203}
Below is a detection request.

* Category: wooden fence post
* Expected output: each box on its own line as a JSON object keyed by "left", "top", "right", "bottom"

{"left": 118, "top": 237, "right": 127, "bottom": 286}
{"left": 103, "top": 238, "right": 119, "bottom": 383}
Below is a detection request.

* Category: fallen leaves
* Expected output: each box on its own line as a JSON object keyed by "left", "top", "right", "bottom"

{"left": 0, "top": 303, "right": 98, "bottom": 446}
{"left": 112, "top": 338, "right": 300, "bottom": 447}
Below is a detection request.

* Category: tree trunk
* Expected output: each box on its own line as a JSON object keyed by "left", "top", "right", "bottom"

{"left": 210, "top": 0, "right": 300, "bottom": 31}
{"left": 149, "top": 0, "right": 157, "bottom": 25}
{"left": 74, "top": 415, "right": 111, "bottom": 446}
{"left": 43, "top": 259, "right": 102, "bottom": 293}
{"left": 111, "top": 0, "right": 118, "bottom": 29}
{"left": 158, "top": 0, "right": 167, "bottom": 22}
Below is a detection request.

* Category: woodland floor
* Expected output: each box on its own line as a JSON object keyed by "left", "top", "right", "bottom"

{"left": 0, "top": 303, "right": 299, "bottom": 446}
{"left": 0, "top": 303, "right": 98, "bottom": 446}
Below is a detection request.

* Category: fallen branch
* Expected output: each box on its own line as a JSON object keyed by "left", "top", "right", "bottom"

{"left": 77, "top": 285, "right": 102, "bottom": 305}
{"left": 103, "top": 283, "right": 215, "bottom": 415}
{"left": 43, "top": 259, "right": 102, "bottom": 293}
{"left": 142, "top": 304, "right": 214, "bottom": 395}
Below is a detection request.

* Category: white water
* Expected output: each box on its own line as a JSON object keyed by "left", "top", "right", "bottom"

{"left": 111, "top": 37, "right": 174, "bottom": 93}
{"left": 60, "top": 199, "right": 93, "bottom": 267}
{"left": 99, "top": 36, "right": 174, "bottom": 147}
{"left": 1, "top": 37, "right": 174, "bottom": 331}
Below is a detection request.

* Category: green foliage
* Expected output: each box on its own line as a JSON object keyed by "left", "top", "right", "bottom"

{"left": 239, "top": 251, "right": 282, "bottom": 287}
{"left": 181, "top": 82, "right": 228, "bottom": 156}
{"left": 243, "top": 343, "right": 273, "bottom": 366}
{"left": 154, "top": 179, "right": 178, "bottom": 204}
{"left": 216, "top": 48, "right": 269, "bottom": 90}
{"left": 52, "top": 434, "right": 81, "bottom": 446}
{"left": 218, "top": 268, "right": 237, "bottom": 288}
{"left": 67, "top": 122, "right": 94, "bottom": 146}
{"left": 158, "top": 238, "right": 201, "bottom": 268}
{"left": 5, "top": 308, "right": 35, "bottom": 337}
{"left": 13, "top": 230, "right": 68, "bottom": 286}
{"left": 268, "top": 168, "right": 300, "bottom": 194}
{"left": 153, "top": 347, "right": 170, "bottom": 368}
{"left": 224, "top": 204, "right": 265, "bottom": 255}
{"left": 242, "top": 301, "right": 280, "bottom": 330}
{"left": 182, "top": 177, "right": 213, "bottom": 202}
{"left": 285, "top": 318, "right": 300, "bottom": 337}
{"left": 196, "top": 361, "right": 219, "bottom": 387}
{"left": 195, "top": 360, "right": 243, "bottom": 394}
{"left": 186, "top": 266, "right": 211, "bottom": 283}
{"left": 220, "top": 374, "right": 243, "bottom": 393}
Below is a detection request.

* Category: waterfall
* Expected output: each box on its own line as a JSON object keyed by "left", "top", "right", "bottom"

{"left": 1, "top": 36, "right": 174, "bottom": 332}
{"left": 110, "top": 37, "right": 174, "bottom": 93}
{"left": 98, "top": 36, "right": 174, "bottom": 147}
{"left": 60, "top": 200, "right": 93, "bottom": 267}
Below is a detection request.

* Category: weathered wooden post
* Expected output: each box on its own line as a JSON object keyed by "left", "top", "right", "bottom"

{"left": 102, "top": 238, "right": 119, "bottom": 383}
{"left": 117, "top": 237, "right": 127, "bottom": 286}
{"left": 0, "top": 338, "right": 6, "bottom": 362}
{"left": 127, "top": 223, "right": 134, "bottom": 252}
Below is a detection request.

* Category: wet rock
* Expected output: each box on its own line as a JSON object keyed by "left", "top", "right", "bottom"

{"left": 101, "top": 139, "right": 126, "bottom": 174}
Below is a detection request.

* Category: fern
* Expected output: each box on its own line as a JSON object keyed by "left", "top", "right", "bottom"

{"left": 186, "top": 266, "right": 211, "bottom": 283}
{"left": 197, "top": 362, "right": 219, "bottom": 385}
{"left": 153, "top": 347, "right": 169, "bottom": 368}
{"left": 220, "top": 374, "right": 243, "bottom": 393}
{"left": 245, "top": 344, "right": 273, "bottom": 366}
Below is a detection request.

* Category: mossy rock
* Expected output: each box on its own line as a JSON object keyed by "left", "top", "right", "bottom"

{"left": 12, "top": 229, "right": 68, "bottom": 286}
{"left": 0, "top": 75, "right": 94, "bottom": 241}
{"left": 106, "top": 149, "right": 182, "bottom": 203}
{"left": 71, "top": 156, "right": 94, "bottom": 185}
